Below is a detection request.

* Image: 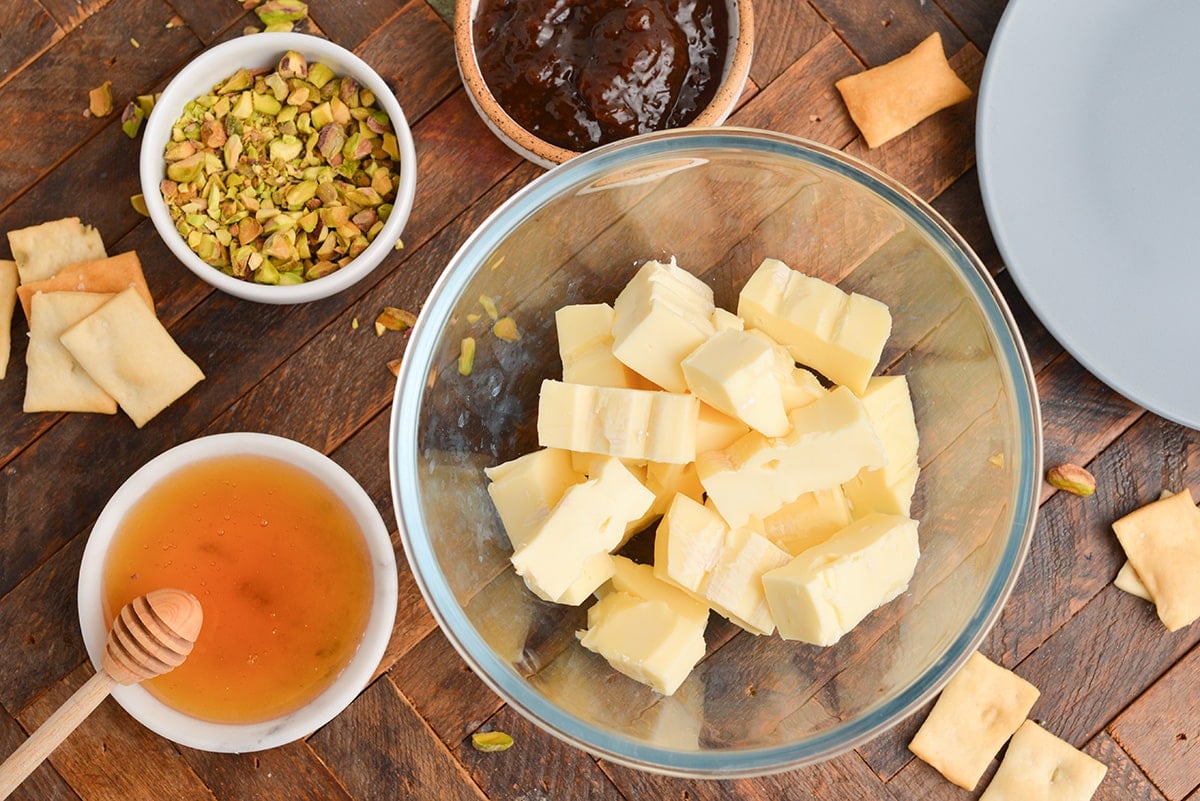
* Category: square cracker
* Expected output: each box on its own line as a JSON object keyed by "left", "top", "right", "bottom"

{"left": 909, "top": 651, "right": 1040, "bottom": 790}
{"left": 24, "top": 291, "right": 117, "bottom": 414}
{"left": 60, "top": 287, "right": 203, "bottom": 428}
{"left": 1111, "top": 488, "right": 1200, "bottom": 631}
{"left": 17, "top": 251, "right": 154, "bottom": 321}
{"left": 835, "top": 32, "right": 973, "bottom": 149}
{"left": 7, "top": 217, "right": 106, "bottom": 285}
{"left": 980, "top": 720, "right": 1107, "bottom": 801}
{"left": 0, "top": 260, "right": 16, "bottom": 379}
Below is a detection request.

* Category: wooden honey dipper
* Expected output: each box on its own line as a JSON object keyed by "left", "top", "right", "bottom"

{"left": 0, "top": 588, "right": 202, "bottom": 799}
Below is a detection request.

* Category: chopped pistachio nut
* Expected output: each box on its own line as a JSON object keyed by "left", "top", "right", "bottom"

{"left": 471, "top": 731, "right": 514, "bottom": 752}
{"left": 1047, "top": 463, "right": 1096, "bottom": 497}
{"left": 89, "top": 81, "right": 114, "bottom": 117}
{"left": 131, "top": 37, "right": 140, "bottom": 48}
{"left": 130, "top": 194, "right": 149, "bottom": 216}
{"left": 166, "top": 15, "right": 185, "bottom": 28}
{"left": 988, "top": 452, "right": 1005, "bottom": 468}
{"left": 478, "top": 294, "right": 499, "bottom": 321}
{"left": 375, "top": 306, "right": 416, "bottom": 335}
{"left": 387, "top": 358, "right": 402, "bottom": 377}
{"left": 493, "top": 316, "right": 520, "bottom": 342}
{"left": 162, "top": 50, "right": 402, "bottom": 283}
{"left": 458, "top": 337, "right": 476, "bottom": 376}
{"left": 466, "top": 312, "right": 481, "bottom": 324}
{"left": 121, "top": 101, "right": 146, "bottom": 138}
{"left": 256, "top": 0, "right": 308, "bottom": 26}
{"left": 352, "top": 316, "right": 359, "bottom": 329}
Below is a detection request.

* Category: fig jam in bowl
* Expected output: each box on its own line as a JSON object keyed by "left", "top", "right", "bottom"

{"left": 455, "top": 0, "right": 754, "bottom": 167}
{"left": 78, "top": 433, "right": 398, "bottom": 752}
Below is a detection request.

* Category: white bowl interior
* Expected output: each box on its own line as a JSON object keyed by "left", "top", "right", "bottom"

{"left": 78, "top": 432, "right": 398, "bottom": 753}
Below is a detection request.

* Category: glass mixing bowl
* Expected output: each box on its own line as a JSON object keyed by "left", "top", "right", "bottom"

{"left": 389, "top": 127, "right": 1040, "bottom": 777}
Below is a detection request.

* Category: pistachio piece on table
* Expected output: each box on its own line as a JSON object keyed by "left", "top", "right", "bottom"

{"left": 121, "top": 101, "right": 145, "bottom": 138}
{"left": 470, "top": 731, "right": 514, "bottom": 752}
{"left": 89, "top": 81, "right": 114, "bottom": 117}
{"left": 256, "top": 0, "right": 309, "bottom": 26}
{"left": 1047, "top": 463, "right": 1096, "bottom": 497}
{"left": 458, "top": 337, "right": 476, "bottom": 376}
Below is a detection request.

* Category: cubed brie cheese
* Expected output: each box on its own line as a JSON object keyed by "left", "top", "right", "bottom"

{"left": 484, "top": 448, "right": 585, "bottom": 550}
{"left": 697, "top": 385, "right": 886, "bottom": 528}
{"left": 556, "top": 303, "right": 652, "bottom": 389}
{"left": 753, "top": 486, "right": 853, "bottom": 556}
{"left": 842, "top": 375, "right": 920, "bottom": 517}
{"left": 511, "top": 457, "right": 654, "bottom": 604}
{"left": 682, "top": 329, "right": 790, "bottom": 437}
{"left": 763, "top": 513, "right": 920, "bottom": 645}
{"left": 611, "top": 259, "right": 716, "bottom": 392}
{"left": 577, "top": 590, "right": 707, "bottom": 695}
{"left": 537, "top": 379, "right": 700, "bottom": 464}
{"left": 738, "top": 258, "right": 891, "bottom": 395}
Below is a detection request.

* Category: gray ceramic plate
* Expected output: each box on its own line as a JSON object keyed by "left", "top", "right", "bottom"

{"left": 978, "top": 0, "right": 1200, "bottom": 429}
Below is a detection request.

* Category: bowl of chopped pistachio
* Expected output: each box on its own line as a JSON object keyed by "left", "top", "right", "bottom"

{"left": 140, "top": 32, "right": 417, "bottom": 304}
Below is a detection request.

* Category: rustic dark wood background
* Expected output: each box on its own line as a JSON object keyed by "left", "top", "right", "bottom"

{"left": 0, "top": 0, "right": 1197, "bottom": 798}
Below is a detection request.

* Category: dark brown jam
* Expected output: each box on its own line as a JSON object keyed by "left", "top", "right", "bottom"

{"left": 474, "top": 0, "right": 729, "bottom": 152}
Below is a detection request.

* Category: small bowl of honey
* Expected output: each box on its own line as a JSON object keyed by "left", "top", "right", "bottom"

{"left": 455, "top": 0, "right": 755, "bottom": 168}
{"left": 77, "top": 432, "right": 398, "bottom": 752}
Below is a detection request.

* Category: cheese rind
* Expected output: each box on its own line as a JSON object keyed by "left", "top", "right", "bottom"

{"left": 843, "top": 375, "right": 920, "bottom": 517}
{"left": 737, "top": 258, "right": 891, "bottom": 395}
{"left": 510, "top": 457, "right": 654, "bottom": 604}
{"left": 682, "top": 329, "right": 790, "bottom": 437}
{"left": 611, "top": 259, "right": 715, "bottom": 392}
{"left": 484, "top": 448, "right": 585, "bottom": 550}
{"left": 697, "top": 385, "right": 886, "bottom": 528}
{"left": 763, "top": 513, "right": 919, "bottom": 645}
{"left": 536, "top": 379, "right": 699, "bottom": 464}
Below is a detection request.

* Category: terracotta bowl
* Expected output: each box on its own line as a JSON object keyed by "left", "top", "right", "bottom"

{"left": 454, "top": 0, "right": 755, "bottom": 168}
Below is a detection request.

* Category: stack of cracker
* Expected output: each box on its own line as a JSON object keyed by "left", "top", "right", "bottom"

{"left": 909, "top": 651, "right": 1108, "bottom": 800}
{"left": 2, "top": 217, "right": 204, "bottom": 428}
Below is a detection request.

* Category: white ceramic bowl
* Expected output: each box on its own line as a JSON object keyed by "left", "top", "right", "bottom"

{"left": 454, "top": 0, "right": 755, "bottom": 168}
{"left": 140, "top": 32, "right": 418, "bottom": 304}
{"left": 78, "top": 432, "right": 398, "bottom": 753}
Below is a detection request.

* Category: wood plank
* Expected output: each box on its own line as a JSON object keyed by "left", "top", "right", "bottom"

{"left": 390, "top": 627, "right": 504, "bottom": 746}
{"left": 0, "top": 0, "right": 202, "bottom": 209}
{"left": 308, "top": 676, "right": 490, "bottom": 801}
{"left": 357, "top": 0, "right": 462, "bottom": 127}
{"left": 310, "top": 0, "right": 410, "bottom": 53}
{"left": 746, "top": 0, "right": 829, "bottom": 88}
{"left": 810, "top": 0, "right": 968, "bottom": 66}
{"left": 0, "top": 701, "right": 81, "bottom": 801}
{"left": 16, "top": 663, "right": 216, "bottom": 801}
{"left": 1015, "top": 584, "right": 1200, "bottom": 747}
{"left": 935, "top": 0, "right": 1009, "bottom": 53}
{"left": 456, "top": 706, "right": 627, "bottom": 801}
{"left": 732, "top": 31, "right": 861, "bottom": 148}
{"left": 1088, "top": 732, "right": 1171, "bottom": 801}
{"left": 176, "top": 741, "right": 354, "bottom": 801}
{"left": 0, "top": 0, "right": 61, "bottom": 85}
{"left": 1109, "top": 643, "right": 1200, "bottom": 801}
{"left": 34, "top": 0, "right": 104, "bottom": 30}
{"left": 0, "top": 533, "right": 89, "bottom": 713}
{"left": 843, "top": 44, "right": 983, "bottom": 202}
{"left": 600, "top": 748, "right": 897, "bottom": 800}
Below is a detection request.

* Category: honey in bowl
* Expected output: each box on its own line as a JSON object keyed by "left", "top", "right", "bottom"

{"left": 102, "top": 453, "right": 373, "bottom": 725}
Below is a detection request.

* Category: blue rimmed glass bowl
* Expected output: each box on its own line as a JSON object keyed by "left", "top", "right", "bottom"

{"left": 389, "top": 127, "right": 1040, "bottom": 777}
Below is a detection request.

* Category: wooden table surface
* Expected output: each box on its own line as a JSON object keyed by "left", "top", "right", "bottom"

{"left": 1, "top": 0, "right": 1197, "bottom": 799}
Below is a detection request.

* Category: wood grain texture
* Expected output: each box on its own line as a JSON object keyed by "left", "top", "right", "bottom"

{"left": 0, "top": 0, "right": 1192, "bottom": 799}
{"left": 1109, "top": 644, "right": 1200, "bottom": 800}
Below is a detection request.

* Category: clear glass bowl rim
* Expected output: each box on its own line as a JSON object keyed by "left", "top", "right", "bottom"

{"left": 389, "top": 126, "right": 1042, "bottom": 778}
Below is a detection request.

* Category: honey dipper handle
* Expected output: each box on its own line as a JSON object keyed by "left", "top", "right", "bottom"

{"left": 0, "top": 670, "right": 117, "bottom": 800}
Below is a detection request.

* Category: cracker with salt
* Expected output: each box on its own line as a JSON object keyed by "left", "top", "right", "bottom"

{"left": 17, "top": 251, "right": 154, "bottom": 321}
{"left": 979, "top": 720, "right": 1107, "bottom": 801}
{"left": 0, "top": 260, "right": 16, "bottom": 380}
{"left": 909, "top": 651, "right": 1040, "bottom": 790}
{"left": 835, "top": 32, "right": 972, "bottom": 149}
{"left": 7, "top": 217, "right": 106, "bottom": 285}
{"left": 1111, "top": 488, "right": 1200, "bottom": 631}
{"left": 24, "top": 291, "right": 117, "bottom": 414}
{"left": 60, "top": 287, "right": 203, "bottom": 428}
